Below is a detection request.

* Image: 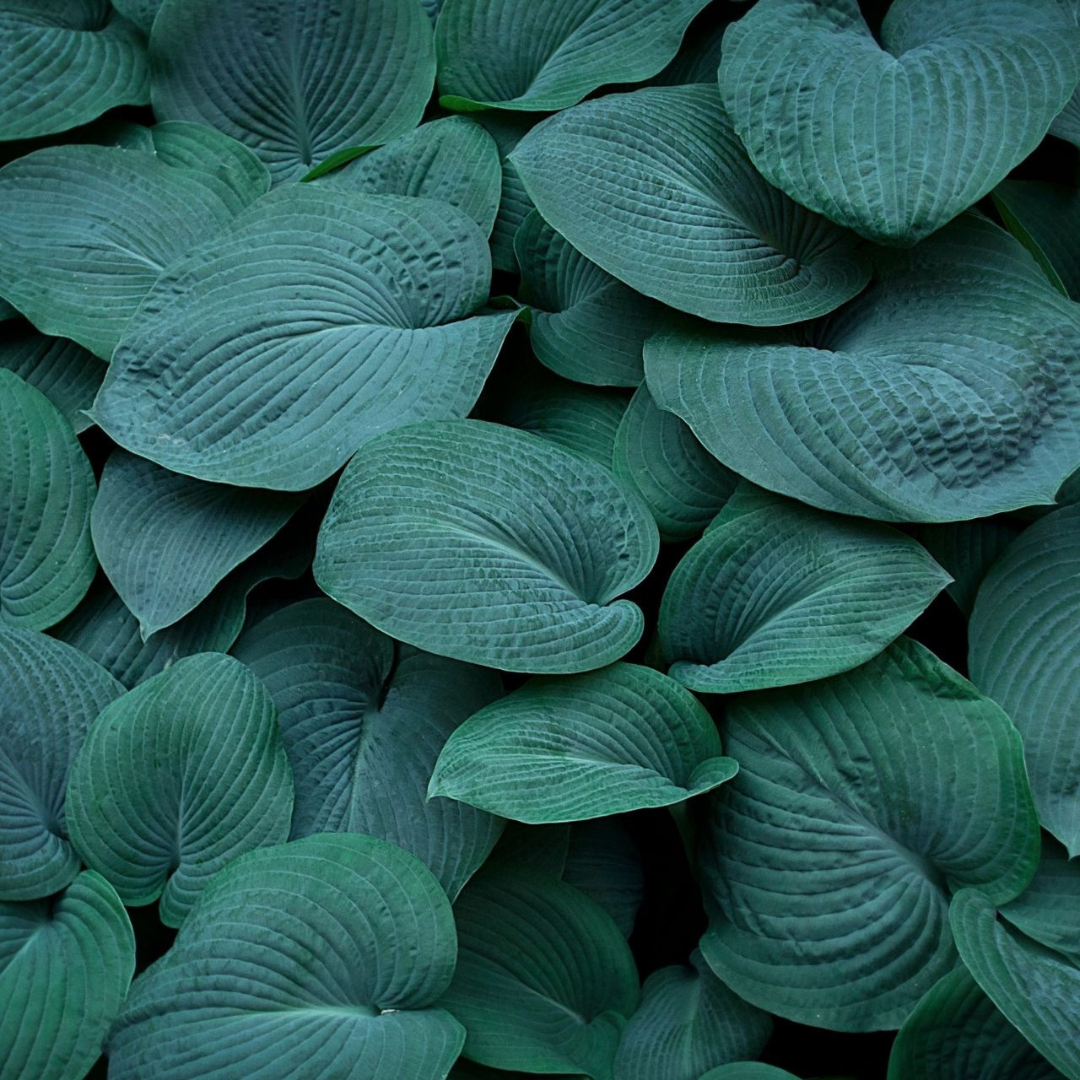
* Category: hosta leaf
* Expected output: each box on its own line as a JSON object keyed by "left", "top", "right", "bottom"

{"left": 66, "top": 653, "right": 292, "bottom": 927}
{"left": 0, "top": 629, "right": 122, "bottom": 901}
{"left": 232, "top": 597, "right": 504, "bottom": 899}
{"left": 429, "top": 663, "right": 736, "bottom": 822}
{"left": 0, "top": 323, "right": 103, "bottom": 434}
{"left": 436, "top": 0, "right": 711, "bottom": 112}
{"left": 0, "top": 141, "right": 267, "bottom": 359}
{"left": 443, "top": 865, "right": 640, "bottom": 1077}
{"left": 0, "top": 870, "right": 134, "bottom": 1080}
{"left": 562, "top": 819, "right": 643, "bottom": 939}
{"left": 969, "top": 505, "right": 1080, "bottom": 854}
{"left": 107, "top": 834, "right": 464, "bottom": 1080}
{"left": 473, "top": 112, "right": 536, "bottom": 272}
{"left": 151, "top": 0, "right": 436, "bottom": 182}
{"left": 658, "top": 487, "right": 950, "bottom": 694}
{"left": 144, "top": 120, "right": 272, "bottom": 200}
{"left": 719, "top": 0, "right": 1080, "bottom": 245}
{"left": 0, "top": 1, "right": 149, "bottom": 141}
{"left": 646, "top": 215, "right": 1080, "bottom": 522}
{"left": 111, "top": 0, "right": 162, "bottom": 34}
{"left": 515, "top": 211, "right": 662, "bottom": 387}
{"left": 613, "top": 385, "right": 737, "bottom": 544}
{"left": 92, "top": 450, "right": 302, "bottom": 637}
{"left": 612, "top": 949, "right": 772, "bottom": 1080}
{"left": 699, "top": 638, "right": 1041, "bottom": 1031}
{"left": 1051, "top": 2, "right": 1080, "bottom": 147}
{"left": 1, "top": 371, "right": 96, "bottom": 631}
{"left": 998, "top": 837, "right": 1080, "bottom": 958}
{"left": 315, "top": 419, "right": 658, "bottom": 673}
{"left": 311, "top": 116, "right": 501, "bottom": 235}
{"left": 94, "top": 188, "right": 515, "bottom": 489}
{"left": 993, "top": 180, "right": 1080, "bottom": 300}
{"left": 700, "top": 1068, "right": 799, "bottom": 1080}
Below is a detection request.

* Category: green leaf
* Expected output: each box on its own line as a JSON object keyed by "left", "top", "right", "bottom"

{"left": 94, "top": 187, "right": 515, "bottom": 489}
{"left": 509, "top": 84, "right": 871, "bottom": 326}
{"left": 969, "top": 504, "right": 1080, "bottom": 855}
{"left": 0, "top": 371, "right": 96, "bottom": 631}
{"left": 612, "top": 949, "right": 772, "bottom": 1080}
{"left": 111, "top": 0, "right": 162, "bottom": 34}
{"left": 998, "top": 836, "right": 1080, "bottom": 959}
{"left": 0, "top": 1, "right": 149, "bottom": 141}
{"left": 442, "top": 865, "right": 640, "bottom": 1078}
{"left": 316, "top": 419, "right": 658, "bottom": 673}
{"left": 65, "top": 653, "right": 293, "bottom": 927}
{"left": 436, "top": 0, "right": 711, "bottom": 112}
{"left": 232, "top": 597, "right": 504, "bottom": 899}
{"left": 91, "top": 450, "right": 302, "bottom": 637}
{"left": 0, "top": 870, "right": 134, "bottom": 1080}
{"left": 515, "top": 211, "right": 662, "bottom": 387}
{"left": 993, "top": 180, "right": 1080, "bottom": 300}
{"left": 645, "top": 215, "right": 1080, "bottom": 522}
{"left": 649, "top": 14, "right": 726, "bottom": 85}
{"left": 719, "top": 0, "right": 1080, "bottom": 245}
{"left": 562, "top": 819, "right": 642, "bottom": 939}
{"left": 0, "top": 323, "right": 104, "bottom": 434}
{"left": 107, "top": 833, "right": 464, "bottom": 1080}
{"left": 0, "top": 140, "right": 267, "bottom": 359}
{"left": 311, "top": 116, "right": 502, "bottom": 235}
{"left": 612, "top": 385, "right": 738, "bottom": 544}
{"left": 430, "top": 662, "right": 736, "bottom": 822}
{"left": 658, "top": 487, "right": 950, "bottom": 694}
{"left": 700, "top": 1068, "right": 800, "bottom": 1080}
{"left": 144, "top": 120, "right": 273, "bottom": 200}
{"left": 0, "top": 629, "right": 123, "bottom": 901}
{"left": 150, "top": 0, "right": 436, "bottom": 182}
{"left": 472, "top": 111, "right": 536, "bottom": 272}
{"left": 1051, "top": 1, "right": 1080, "bottom": 148}
{"left": 699, "top": 637, "right": 1041, "bottom": 1031}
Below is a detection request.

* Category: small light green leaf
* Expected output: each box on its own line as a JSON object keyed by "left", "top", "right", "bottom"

{"left": 0, "top": 1, "right": 149, "bottom": 141}
{"left": 430, "top": 662, "right": 736, "bottom": 822}
{"left": 472, "top": 111, "right": 537, "bottom": 272}
{"left": 993, "top": 180, "right": 1080, "bottom": 300}
{"left": 232, "top": 597, "right": 504, "bottom": 899}
{"left": 107, "top": 834, "right": 464, "bottom": 1080}
{"left": 151, "top": 0, "right": 436, "bottom": 182}
{"left": 700, "top": 638, "right": 1041, "bottom": 1031}
{"left": 0, "top": 629, "right": 123, "bottom": 901}
{"left": 316, "top": 419, "right": 658, "bottom": 673}
{"left": 659, "top": 488, "right": 950, "bottom": 694}
{"left": 720, "top": 0, "right": 1080, "bottom": 244}
{"left": 66, "top": 653, "right": 293, "bottom": 927}
{"left": 0, "top": 870, "right": 134, "bottom": 1080}
{"left": 443, "top": 865, "right": 640, "bottom": 1078}
{"left": 1, "top": 371, "right": 96, "bottom": 631}
{"left": 94, "top": 188, "right": 515, "bottom": 489}
{"left": 969, "top": 504, "right": 1080, "bottom": 855}
{"left": 562, "top": 819, "right": 643, "bottom": 939}
{"left": 510, "top": 84, "right": 871, "bottom": 326}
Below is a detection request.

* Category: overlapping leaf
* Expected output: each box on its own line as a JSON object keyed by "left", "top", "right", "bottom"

{"left": 473, "top": 112, "right": 536, "bottom": 271}
{"left": 562, "top": 819, "right": 643, "bottom": 939}
{"left": 993, "top": 180, "right": 1080, "bottom": 300}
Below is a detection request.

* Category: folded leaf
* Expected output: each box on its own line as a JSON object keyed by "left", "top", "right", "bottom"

{"left": 993, "top": 181, "right": 1080, "bottom": 300}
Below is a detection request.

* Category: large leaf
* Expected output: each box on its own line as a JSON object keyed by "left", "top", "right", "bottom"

{"left": 993, "top": 180, "right": 1080, "bottom": 300}
{"left": 612, "top": 949, "right": 772, "bottom": 1080}
{"left": 658, "top": 486, "right": 950, "bottom": 694}
{"left": 94, "top": 187, "right": 515, "bottom": 490}
{"left": 646, "top": 215, "right": 1080, "bottom": 522}
{"left": 509, "top": 84, "right": 871, "bottom": 326}
{"left": 92, "top": 450, "right": 302, "bottom": 637}
{"left": 442, "top": 865, "right": 640, "bottom": 1078}
{"left": 429, "top": 662, "right": 736, "bottom": 822}
{"left": 0, "top": 140, "right": 267, "bottom": 359}
{"left": 0, "top": 629, "right": 122, "bottom": 901}
{"left": 232, "top": 597, "right": 504, "bottom": 899}
{"left": 65, "top": 653, "right": 293, "bottom": 927}
{"left": 151, "top": 0, "right": 436, "bottom": 182}
{"left": 1, "top": 371, "right": 96, "bottom": 631}
{"left": 315, "top": 419, "right": 659, "bottom": 673}
{"left": 0, "top": 870, "right": 134, "bottom": 1080}
{"left": 699, "top": 638, "right": 1041, "bottom": 1031}
{"left": 719, "top": 0, "right": 1080, "bottom": 245}
{"left": 311, "top": 116, "right": 501, "bottom": 235}
{"left": 472, "top": 112, "right": 536, "bottom": 272}
{"left": 515, "top": 211, "right": 662, "bottom": 387}
{"left": 107, "top": 834, "right": 464, "bottom": 1080}
{"left": 969, "top": 504, "right": 1080, "bottom": 855}
{"left": 436, "top": 0, "right": 710, "bottom": 112}
{"left": 0, "top": 1, "right": 149, "bottom": 141}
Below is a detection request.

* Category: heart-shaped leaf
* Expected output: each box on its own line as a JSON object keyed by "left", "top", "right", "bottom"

{"left": 699, "top": 637, "right": 1040, "bottom": 1031}
{"left": 509, "top": 84, "right": 871, "bottom": 326}
{"left": 430, "top": 662, "right": 737, "bottom": 822}
{"left": 94, "top": 188, "right": 515, "bottom": 490}
{"left": 66, "top": 652, "right": 293, "bottom": 927}
{"left": 232, "top": 597, "right": 504, "bottom": 899}
{"left": 106, "top": 833, "right": 464, "bottom": 1080}
{"left": 719, "top": 0, "right": 1080, "bottom": 245}
{"left": 993, "top": 181, "right": 1080, "bottom": 300}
